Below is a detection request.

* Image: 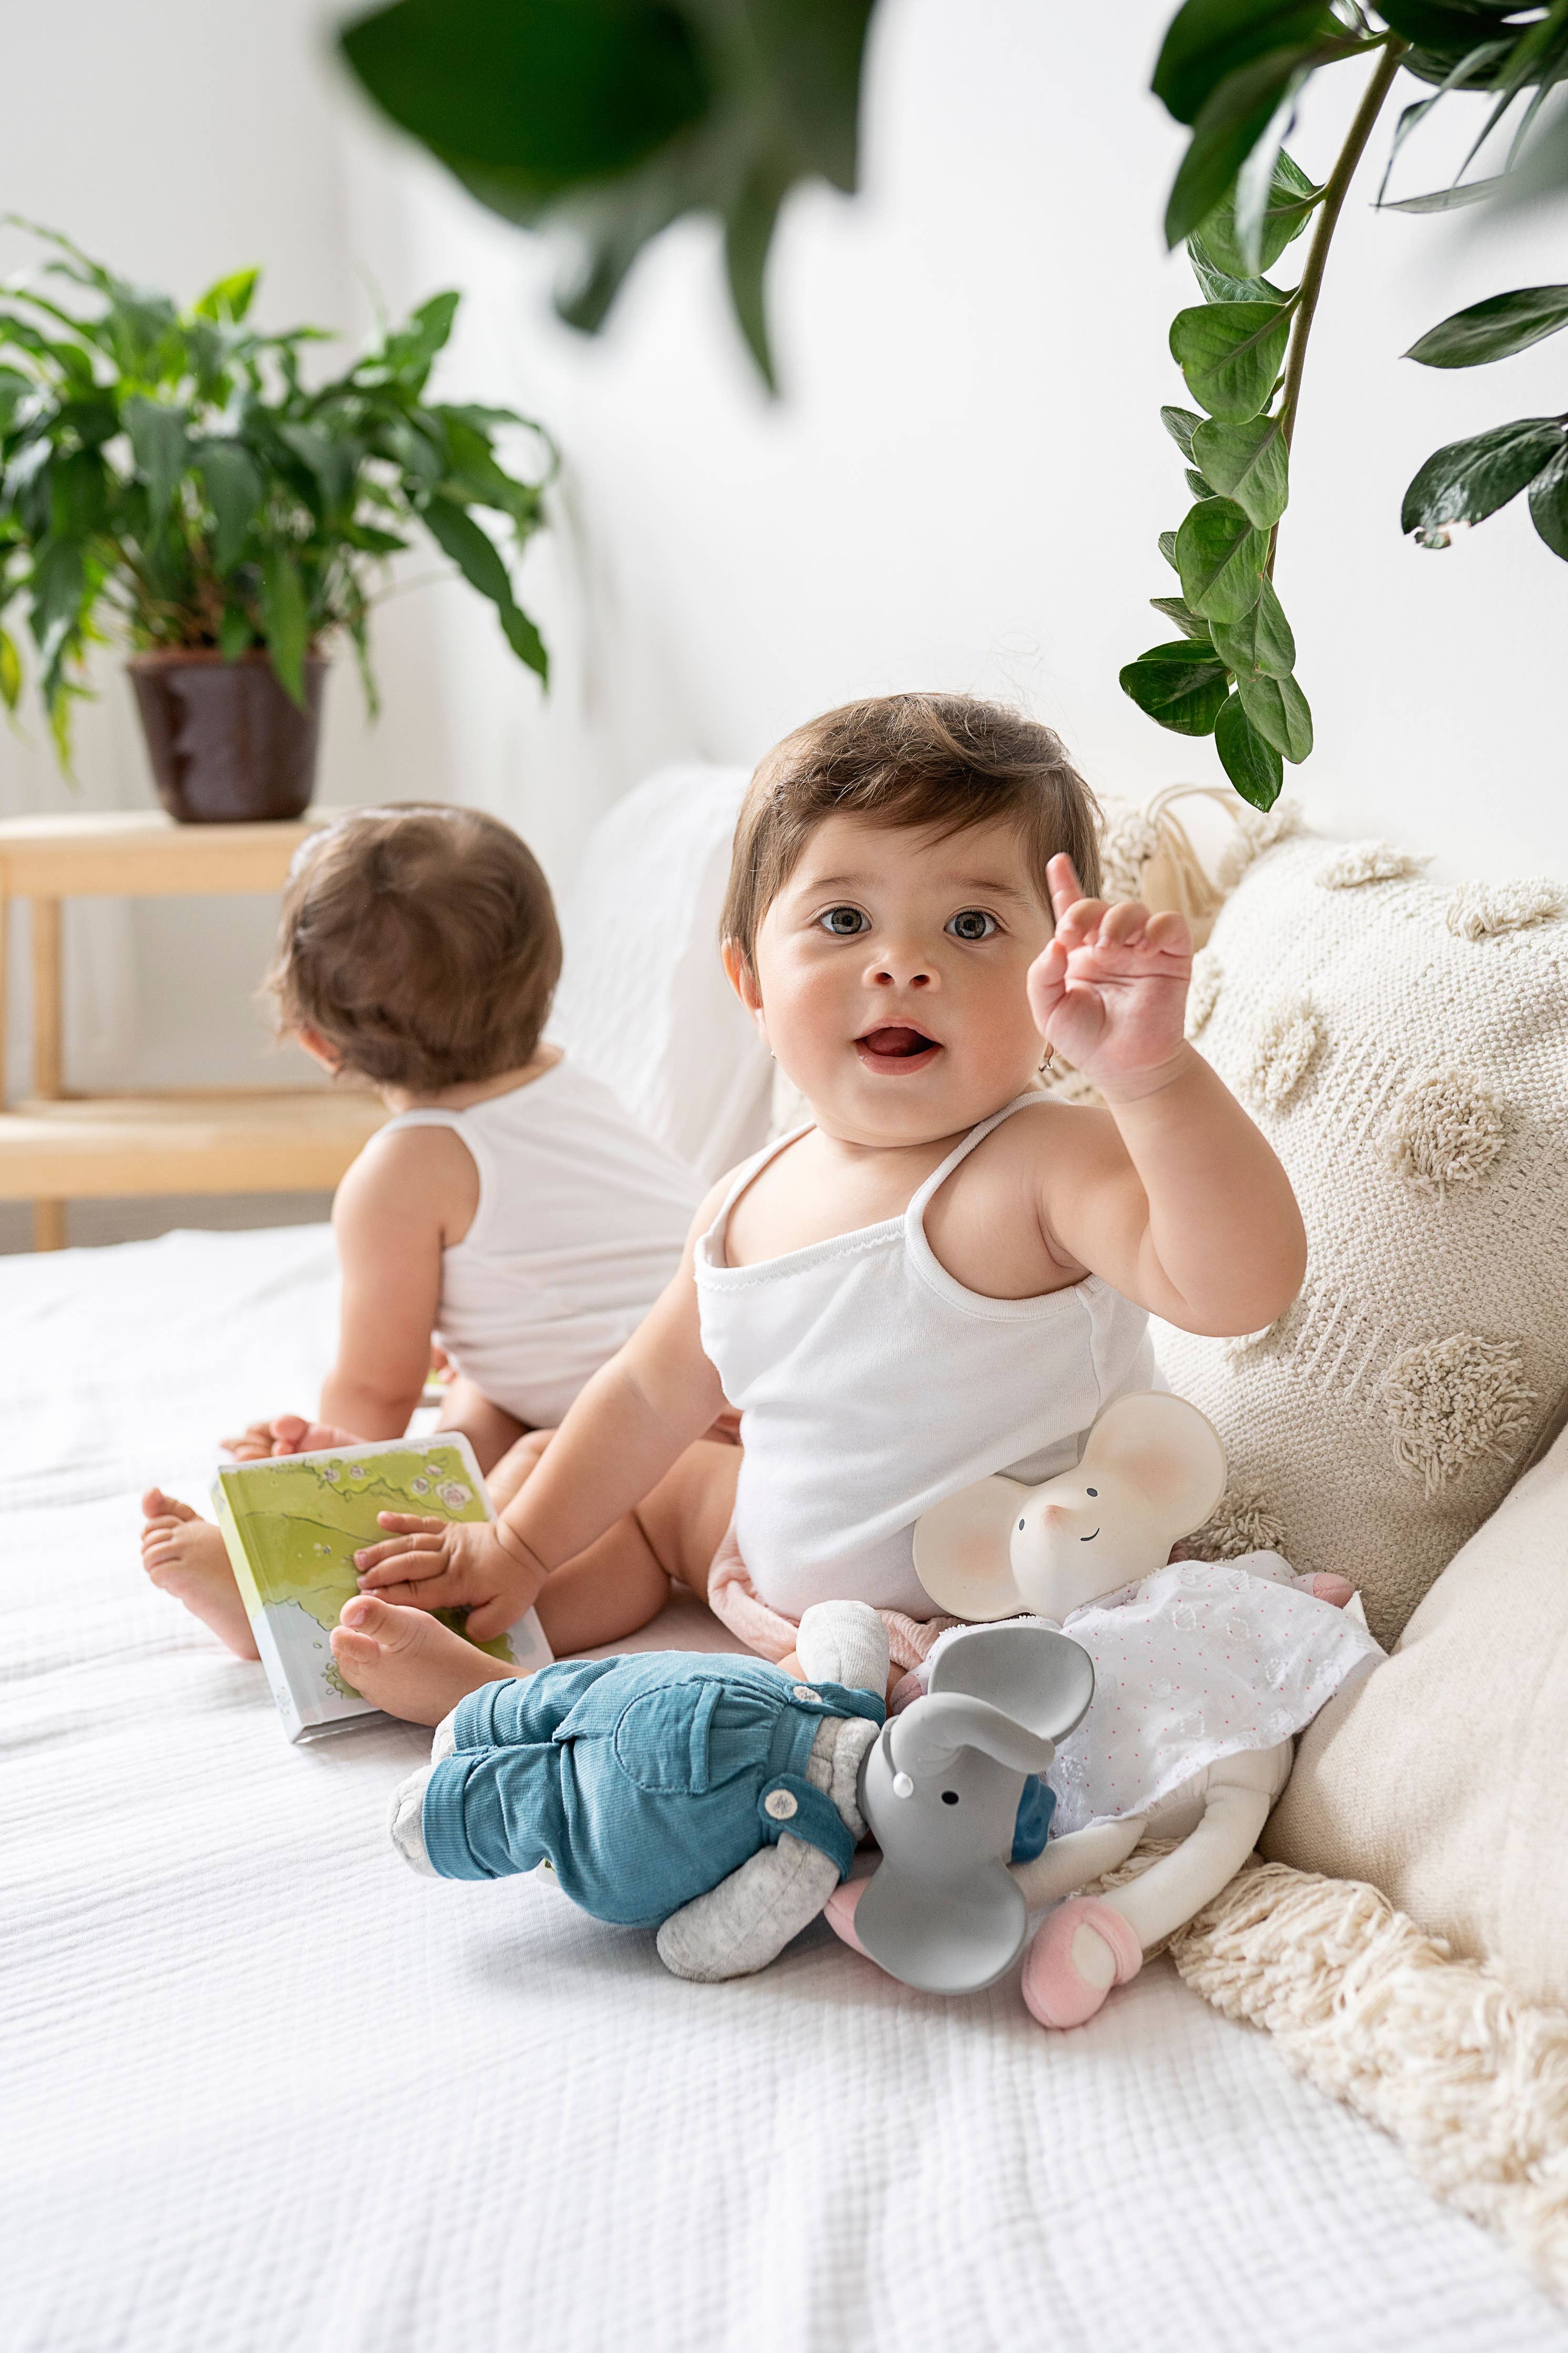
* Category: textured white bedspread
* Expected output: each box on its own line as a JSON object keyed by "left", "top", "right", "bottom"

{"left": 4, "top": 1227, "right": 1564, "bottom": 2353}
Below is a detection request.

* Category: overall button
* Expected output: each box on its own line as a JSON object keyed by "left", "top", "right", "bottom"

{"left": 763, "top": 1788, "right": 798, "bottom": 1822}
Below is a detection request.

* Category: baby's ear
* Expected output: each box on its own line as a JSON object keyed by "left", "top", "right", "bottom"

{"left": 1080, "top": 1393, "right": 1227, "bottom": 1537}
{"left": 913, "top": 1476, "right": 1028, "bottom": 1620}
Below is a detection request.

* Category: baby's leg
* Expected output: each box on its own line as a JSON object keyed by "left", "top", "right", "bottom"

{"left": 433, "top": 1377, "right": 527, "bottom": 1481}
{"left": 140, "top": 1491, "right": 258, "bottom": 1660}
{"left": 531, "top": 1437, "right": 743, "bottom": 1656}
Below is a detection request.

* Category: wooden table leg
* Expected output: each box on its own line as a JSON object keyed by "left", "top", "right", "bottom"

{"left": 31, "top": 896, "right": 65, "bottom": 1250}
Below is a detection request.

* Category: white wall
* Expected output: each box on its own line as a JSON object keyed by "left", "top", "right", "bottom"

{"left": 4, "top": 0, "right": 1565, "bottom": 1092}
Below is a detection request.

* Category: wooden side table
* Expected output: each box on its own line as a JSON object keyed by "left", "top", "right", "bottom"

{"left": 0, "top": 809, "right": 386, "bottom": 1249}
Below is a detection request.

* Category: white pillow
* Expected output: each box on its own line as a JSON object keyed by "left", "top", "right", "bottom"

{"left": 549, "top": 764, "right": 773, "bottom": 1184}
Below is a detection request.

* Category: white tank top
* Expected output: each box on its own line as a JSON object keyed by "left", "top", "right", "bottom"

{"left": 385, "top": 1058, "right": 700, "bottom": 1427}
{"left": 695, "top": 1092, "right": 1158, "bottom": 1620}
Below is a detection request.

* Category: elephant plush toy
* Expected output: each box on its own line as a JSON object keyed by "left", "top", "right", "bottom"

{"left": 387, "top": 1597, "right": 1096, "bottom": 1993}
{"left": 902, "top": 1390, "right": 1384, "bottom": 2028}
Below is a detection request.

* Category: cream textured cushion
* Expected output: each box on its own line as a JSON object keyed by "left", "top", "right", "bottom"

{"left": 1262, "top": 1421, "right": 1568, "bottom": 2010}
{"left": 1155, "top": 833, "right": 1568, "bottom": 1646}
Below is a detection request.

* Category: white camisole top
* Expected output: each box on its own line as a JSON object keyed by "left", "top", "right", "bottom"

{"left": 385, "top": 1058, "right": 700, "bottom": 1427}
{"left": 695, "top": 1091, "right": 1158, "bottom": 1620}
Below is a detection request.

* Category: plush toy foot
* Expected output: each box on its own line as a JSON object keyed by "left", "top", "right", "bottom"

{"left": 796, "top": 1601, "right": 889, "bottom": 1698}
{"left": 1021, "top": 1898, "right": 1143, "bottom": 2029}
{"left": 823, "top": 1876, "right": 870, "bottom": 1956}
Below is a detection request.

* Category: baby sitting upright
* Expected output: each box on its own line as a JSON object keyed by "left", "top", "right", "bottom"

{"left": 139, "top": 803, "right": 712, "bottom": 1693}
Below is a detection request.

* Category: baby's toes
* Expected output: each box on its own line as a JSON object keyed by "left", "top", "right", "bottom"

{"left": 141, "top": 1486, "right": 198, "bottom": 1525}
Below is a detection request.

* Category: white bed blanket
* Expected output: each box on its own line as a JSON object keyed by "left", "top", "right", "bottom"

{"left": 4, "top": 1226, "right": 1564, "bottom": 2353}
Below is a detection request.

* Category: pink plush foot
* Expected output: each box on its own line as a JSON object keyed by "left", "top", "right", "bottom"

{"left": 824, "top": 1876, "right": 870, "bottom": 1956}
{"left": 330, "top": 1594, "right": 514, "bottom": 1726}
{"left": 139, "top": 1489, "right": 260, "bottom": 1660}
{"left": 1021, "top": 1897, "right": 1144, "bottom": 2030}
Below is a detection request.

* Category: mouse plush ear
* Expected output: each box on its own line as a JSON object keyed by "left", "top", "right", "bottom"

{"left": 913, "top": 1476, "right": 1030, "bottom": 1620}
{"left": 1081, "top": 1392, "right": 1227, "bottom": 1538}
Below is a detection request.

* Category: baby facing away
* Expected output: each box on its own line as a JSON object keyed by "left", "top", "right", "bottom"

{"left": 338, "top": 692, "right": 1313, "bottom": 1731}
{"left": 140, "top": 802, "right": 720, "bottom": 1661}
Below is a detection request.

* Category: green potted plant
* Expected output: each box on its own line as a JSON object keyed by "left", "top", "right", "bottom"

{"left": 0, "top": 223, "right": 553, "bottom": 822}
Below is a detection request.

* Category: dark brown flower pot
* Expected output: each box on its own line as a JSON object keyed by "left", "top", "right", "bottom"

{"left": 128, "top": 648, "right": 328, "bottom": 824}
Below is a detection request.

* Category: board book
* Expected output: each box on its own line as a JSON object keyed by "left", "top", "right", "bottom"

{"left": 212, "top": 1434, "right": 552, "bottom": 1743}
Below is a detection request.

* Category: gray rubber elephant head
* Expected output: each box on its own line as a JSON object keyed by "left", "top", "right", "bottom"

{"left": 853, "top": 1622, "right": 1095, "bottom": 1995}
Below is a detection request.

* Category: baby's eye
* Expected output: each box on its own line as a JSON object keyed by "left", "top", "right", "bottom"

{"left": 947, "top": 909, "right": 998, "bottom": 942}
{"left": 818, "top": 906, "right": 869, "bottom": 937}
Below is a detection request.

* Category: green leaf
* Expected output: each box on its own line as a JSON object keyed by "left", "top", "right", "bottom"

{"left": 1153, "top": 2, "right": 1340, "bottom": 125}
{"left": 338, "top": 0, "right": 876, "bottom": 391}
{"left": 195, "top": 441, "right": 264, "bottom": 572}
{"left": 260, "top": 547, "right": 309, "bottom": 706}
{"left": 0, "top": 626, "right": 21, "bottom": 712}
{"left": 1527, "top": 446, "right": 1568, "bottom": 559}
{"left": 1191, "top": 411, "right": 1289, "bottom": 525}
{"left": 1401, "top": 417, "right": 1568, "bottom": 541}
{"left": 1119, "top": 640, "right": 1231, "bottom": 736}
{"left": 122, "top": 395, "right": 189, "bottom": 520}
{"left": 1150, "top": 595, "right": 1217, "bottom": 643}
{"left": 421, "top": 493, "right": 548, "bottom": 682}
{"left": 1215, "top": 690, "right": 1283, "bottom": 808}
{"left": 1159, "top": 530, "right": 1181, "bottom": 570}
{"left": 27, "top": 537, "right": 86, "bottom": 666}
{"left": 1186, "top": 466, "right": 1216, "bottom": 500}
{"left": 1405, "top": 283, "right": 1568, "bottom": 367}
{"left": 1170, "top": 298, "right": 1293, "bottom": 419}
{"left": 1175, "top": 495, "right": 1270, "bottom": 623}
{"left": 1238, "top": 669, "right": 1313, "bottom": 760}
{"left": 1187, "top": 239, "right": 1282, "bottom": 305}
{"left": 1193, "top": 146, "right": 1320, "bottom": 276}
{"left": 1161, "top": 405, "right": 1204, "bottom": 460}
{"left": 373, "top": 289, "right": 461, "bottom": 392}
{"left": 218, "top": 604, "right": 253, "bottom": 661}
{"left": 193, "top": 267, "right": 260, "bottom": 324}
{"left": 1165, "top": 48, "right": 1320, "bottom": 248}
{"left": 1208, "top": 574, "right": 1296, "bottom": 676}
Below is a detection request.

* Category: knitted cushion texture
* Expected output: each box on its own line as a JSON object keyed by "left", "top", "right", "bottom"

{"left": 1155, "top": 833, "right": 1568, "bottom": 1647}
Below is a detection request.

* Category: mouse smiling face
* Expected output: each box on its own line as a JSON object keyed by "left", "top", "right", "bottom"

{"left": 1008, "top": 1474, "right": 1161, "bottom": 1621}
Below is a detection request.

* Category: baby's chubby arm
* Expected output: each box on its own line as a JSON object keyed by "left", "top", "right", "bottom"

{"left": 1028, "top": 856, "right": 1306, "bottom": 1338}
{"left": 353, "top": 1186, "right": 730, "bottom": 1636}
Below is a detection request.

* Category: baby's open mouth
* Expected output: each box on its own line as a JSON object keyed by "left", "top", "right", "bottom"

{"left": 856, "top": 1025, "right": 942, "bottom": 1073}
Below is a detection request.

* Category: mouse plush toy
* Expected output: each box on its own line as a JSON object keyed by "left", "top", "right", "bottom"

{"left": 904, "top": 1390, "right": 1384, "bottom": 2029}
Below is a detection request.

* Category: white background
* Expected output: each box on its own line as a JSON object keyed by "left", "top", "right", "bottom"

{"left": 2, "top": 0, "right": 1565, "bottom": 1091}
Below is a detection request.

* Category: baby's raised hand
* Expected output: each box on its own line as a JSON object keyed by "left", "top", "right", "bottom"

{"left": 1027, "top": 854, "right": 1193, "bottom": 1097}
{"left": 352, "top": 1513, "right": 543, "bottom": 1641}
{"left": 220, "top": 1414, "right": 359, "bottom": 1461}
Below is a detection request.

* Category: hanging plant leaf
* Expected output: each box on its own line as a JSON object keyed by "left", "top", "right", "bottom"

{"left": 1238, "top": 668, "right": 1313, "bottom": 760}
{"left": 1152, "top": 2, "right": 1341, "bottom": 127}
{"left": 1149, "top": 594, "right": 1217, "bottom": 642}
{"left": 338, "top": 0, "right": 877, "bottom": 391}
{"left": 1165, "top": 47, "right": 1322, "bottom": 249}
{"left": 1208, "top": 574, "right": 1295, "bottom": 676}
{"left": 1159, "top": 530, "right": 1181, "bottom": 569}
{"left": 1170, "top": 298, "right": 1292, "bottom": 419}
{"left": 1161, "top": 405, "right": 1205, "bottom": 459}
{"left": 1186, "top": 466, "right": 1217, "bottom": 499}
{"left": 1187, "top": 238, "right": 1283, "bottom": 305}
{"left": 1401, "top": 416, "right": 1568, "bottom": 542}
{"left": 1190, "top": 411, "right": 1288, "bottom": 526}
{"left": 1405, "top": 282, "right": 1568, "bottom": 367}
{"left": 1215, "top": 690, "right": 1283, "bottom": 809}
{"left": 1119, "top": 639, "right": 1231, "bottom": 736}
{"left": 1527, "top": 446, "right": 1568, "bottom": 559}
{"left": 1175, "top": 494, "right": 1270, "bottom": 623}
{"left": 1194, "top": 146, "right": 1320, "bottom": 278}
{"left": 259, "top": 547, "right": 309, "bottom": 706}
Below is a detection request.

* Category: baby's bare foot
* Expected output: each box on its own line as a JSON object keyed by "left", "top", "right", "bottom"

{"left": 140, "top": 1489, "right": 260, "bottom": 1660}
{"left": 331, "top": 1594, "right": 514, "bottom": 1726}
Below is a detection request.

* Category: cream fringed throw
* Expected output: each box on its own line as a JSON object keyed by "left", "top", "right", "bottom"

{"left": 1094, "top": 1847, "right": 1568, "bottom": 2302}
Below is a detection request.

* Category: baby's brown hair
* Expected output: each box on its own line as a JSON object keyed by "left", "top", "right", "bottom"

{"left": 265, "top": 804, "right": 562, "bottom": 1093}
{"left": 721, "top": 693, "right": 1101, "bottom": 971}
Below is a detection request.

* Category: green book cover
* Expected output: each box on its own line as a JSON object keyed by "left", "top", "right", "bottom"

{"left": 212, "top": 1434, "right": 551, "bottom": 1743}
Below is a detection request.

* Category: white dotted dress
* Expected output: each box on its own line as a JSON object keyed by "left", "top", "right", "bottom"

{"left": 1041, "top": 1554, "right": 1385, "bottom": 1838}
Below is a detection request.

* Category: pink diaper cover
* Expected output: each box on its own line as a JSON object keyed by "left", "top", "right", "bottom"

{"left": 705, "top": 1517, "right": 960, "bottom": 1675}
